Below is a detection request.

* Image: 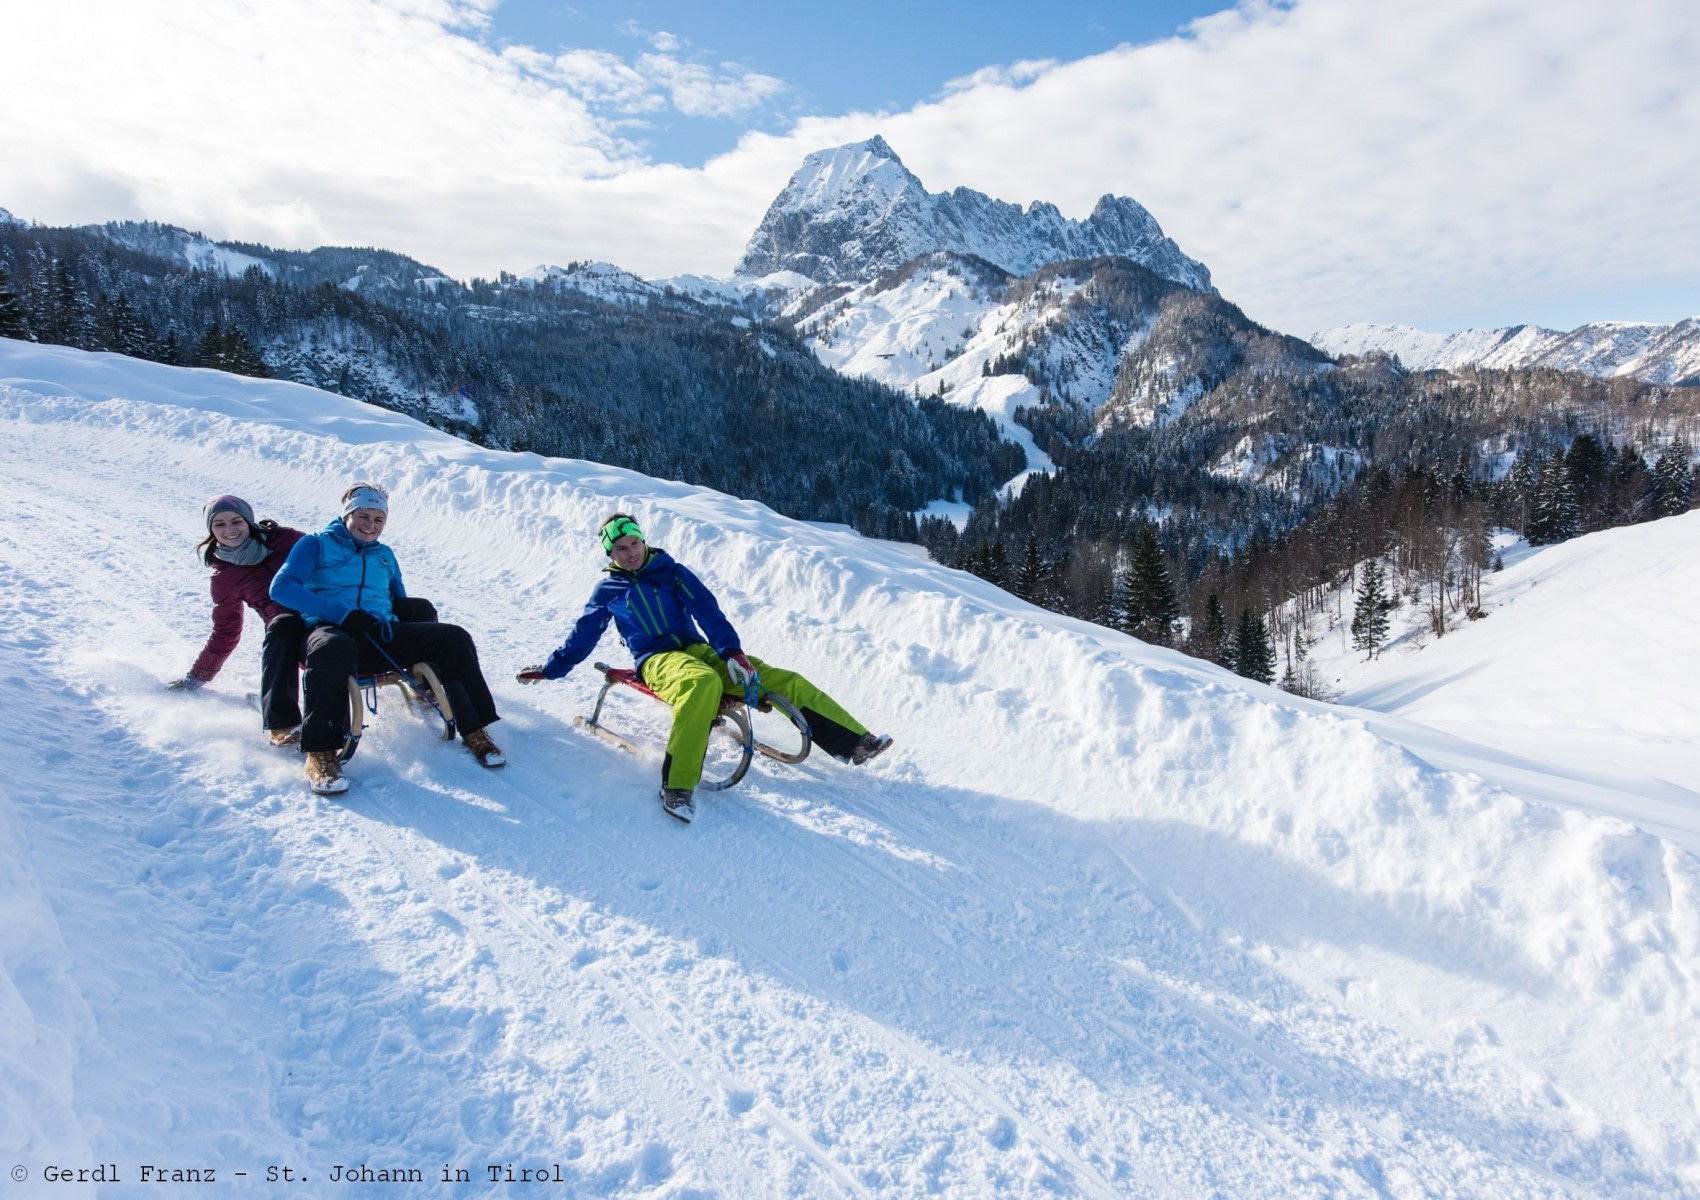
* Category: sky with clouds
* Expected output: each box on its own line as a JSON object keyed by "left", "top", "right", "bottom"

{"left": 5, "top": 0, "right": 1697, "bottom": 336}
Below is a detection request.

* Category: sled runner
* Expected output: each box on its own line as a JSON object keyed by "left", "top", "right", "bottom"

{"left": 573, "top": 661, "right": 812, "bottom": 791}
{"left": 341, "top": 661, "right": 455, "bottom": 762}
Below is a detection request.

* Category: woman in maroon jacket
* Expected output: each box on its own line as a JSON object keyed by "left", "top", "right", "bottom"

{"left": 167, "top": 495, "right": 308, "bottom": 745}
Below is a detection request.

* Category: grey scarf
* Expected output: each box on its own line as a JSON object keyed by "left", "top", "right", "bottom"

{"left": 213, "top": 537, "right": 269, "bottom": 567}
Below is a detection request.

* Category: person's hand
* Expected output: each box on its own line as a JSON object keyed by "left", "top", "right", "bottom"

{"left": 340, "top": 609, "right": 383, "bottom": 639}
{"left": 166, "top": 675, "right": 206, "bottom": 691}
{"left": 726, "top": 652, "right": 757, "bottom": 689}
{"left": 516, "top": 665, "right": 547, "bottom": 685}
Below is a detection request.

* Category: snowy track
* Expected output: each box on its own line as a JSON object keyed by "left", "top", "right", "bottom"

{"left": 3, "top": 343, "right": 1698, "bottom": 1197}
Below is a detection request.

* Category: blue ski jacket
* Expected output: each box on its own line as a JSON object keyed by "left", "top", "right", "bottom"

{"left": 269, "top": 517, "right": 409, "bottom": 627}
{"left": 540, "top": 548, "right": 741, "bottom": 679}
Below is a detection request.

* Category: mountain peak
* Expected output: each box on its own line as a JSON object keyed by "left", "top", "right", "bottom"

{"left": 737, "top": 140, "right": 1212, "bottom": 292}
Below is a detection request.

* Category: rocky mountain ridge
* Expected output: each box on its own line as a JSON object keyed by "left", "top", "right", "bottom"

{"left": 735, "top": 136, "right": 1213, "bottom": 292}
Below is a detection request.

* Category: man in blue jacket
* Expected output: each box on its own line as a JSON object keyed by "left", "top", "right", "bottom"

{"left": 271, "top": 483, "right": 504, "bottom": 793}
{"left": 520, "top": 513, "right": 890, "bottom": 822}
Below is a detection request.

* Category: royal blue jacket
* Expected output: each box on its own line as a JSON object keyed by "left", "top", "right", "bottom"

{"left": 269, "top": 518, "right": 408, "bottom": 627}
{"left": 541, "top": 548, "right": 741, "bottom": 679}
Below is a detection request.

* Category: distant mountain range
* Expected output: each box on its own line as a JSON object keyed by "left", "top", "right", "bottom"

{"left": 1313, "top": 320, "right": 1700, "bottom": 387}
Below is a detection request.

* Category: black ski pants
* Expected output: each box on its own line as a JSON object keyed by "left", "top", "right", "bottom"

{"left": 299, "top": 616, "right": 499, "bottom": 753}
{"left": 257, "top": 613, "right": 306, "bottom": 732}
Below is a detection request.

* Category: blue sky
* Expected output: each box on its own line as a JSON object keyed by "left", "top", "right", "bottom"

{"left": 479, "top": 2, "right": 1225, "bottom": 165}
{"left": 5, "top": 0, "right": 1698, "bottom": 336}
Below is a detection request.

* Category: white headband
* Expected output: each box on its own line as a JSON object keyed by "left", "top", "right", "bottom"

{"left": 342, "top": 486, "right": 389, "bottom": 517}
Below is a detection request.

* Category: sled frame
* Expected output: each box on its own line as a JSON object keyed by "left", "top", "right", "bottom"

{"left": 341, "top": 661, "right": 456, "bottom": 762}
{"left": 572, "top": 660, "right": 812, "bottom": 791}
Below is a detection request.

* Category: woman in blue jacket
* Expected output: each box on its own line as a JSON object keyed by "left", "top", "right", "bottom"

{"left": 270, "top": 483, "right": 504, "bottom": 793}
{"left": 519, "top": 513, "right": 889, "bottom": 822}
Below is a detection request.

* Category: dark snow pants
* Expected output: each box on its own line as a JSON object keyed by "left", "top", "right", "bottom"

{"left": 257, "top": 613, "right": 306, "bottom": 732}
{"left": 298, "top": 614, "right": 499, "bottom": 753}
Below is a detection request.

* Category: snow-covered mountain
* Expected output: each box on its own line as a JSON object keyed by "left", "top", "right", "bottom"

{"left": 519, "top": 260, "right": 659, "bottom": 305}
{"left": 1314, "top": 319, "right": 1700, "bottom": 386}
{"left": 789, "top": 250, "right": 1325, "bottom": 456}
{"left": 736, "top": 136, "right": 1213, "bottom": 292}
{"left": 4, "top": 339, "right": 1700, "bottom": 1196}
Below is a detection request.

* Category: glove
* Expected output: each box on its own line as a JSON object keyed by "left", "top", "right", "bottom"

{"left": 166, "top": 675, "right": 206, "bottom": 691}
{"left": 339, "top": 609, "right": 384, "bottom": 639}
{"left": 726, "top": 652, "right": 757, "bottom": 689}
{"left": 516, "top": 665, "right": 547, "bottom": 685}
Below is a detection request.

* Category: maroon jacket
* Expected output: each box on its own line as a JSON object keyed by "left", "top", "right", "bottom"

{"left": 189, "top": 526, "right": 305, "bottom": 681}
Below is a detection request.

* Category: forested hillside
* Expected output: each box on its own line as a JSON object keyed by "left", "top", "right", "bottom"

{"left": 0, "top": 220, "right": 1022, "bottom": 537}
{"left": 948, "top": 348, "right": 1700, "bottom": 678}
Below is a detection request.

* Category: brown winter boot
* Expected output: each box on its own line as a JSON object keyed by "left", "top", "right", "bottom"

{"left": 462, "top": 726, "right": 506, "bottom": 768}
{"left": 305, "top": 750, "right": 349, "bottom": 794}
{"left": 268, "top": 727, "right": 302, "bottom": 747}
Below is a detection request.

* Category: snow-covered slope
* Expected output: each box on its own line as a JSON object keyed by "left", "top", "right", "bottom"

{"left": 1314, "top": 319, "right": 1700, "bottom": 385}
{"left": 92, "top": 221, "right": 275, "bottom": 279}
{"left": 788, "top": 254, "right": 1060, "bottom": 487}
{"left": 737, "top": 137, "right": 1213, "bottom": 292}
{"left": 4, "top": 341, "right": 1700, "bottom": 1197}
{"left": 1324, "top": 519, "right": 1700, "bottom": 851}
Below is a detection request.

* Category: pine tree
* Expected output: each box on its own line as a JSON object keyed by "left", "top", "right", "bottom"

{"left": 1231, "top": 607, "right": 1275, "bottom": 684}
{"left": 0, "top": 266, "right": 32, "bottom": 341}
{"left": 1107, "top": 563, "right": 1135, "bottom": 636}
{"left": 193, "top": 321, "right": 227, "bottom": 369}
{"left": 222, "top": 325, "right": 268, "bottom": 377}
{"left": 39, "top": 258, "right": 87, "bottom": 347}
{"left": 1527, "top": 454, "right": 1582, "bottom": 545}
{"left": 1652, "top": 437, "right": 1693, "bottom": 518}
{"left": 1508, "top": 447, "right": 1539, "bottom": 535}
{"left": 1565, "top": 433, "right": 1608, "bottom": 531}
{"left": 1126, "top": 523, "right": 1180, "bottom": 646}
{"left": 1350, "top": 559, "right": 1392, "bottom": 658}
{"left": 1200, "top": 592, "right": 1228, "bottom": 664}
{"left": 1014, "top": 533, "right": 1044, "bottom": 603}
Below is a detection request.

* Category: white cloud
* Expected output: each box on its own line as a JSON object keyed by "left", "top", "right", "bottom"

{"left": 530, "top": 48, "right": 665, "bottom": 113}
{"left": 3, "top": 0, "right": 1695, "bottom": 335}
{"left": 638, "top": 55, "right": 788, "bottom": 120}
{"left": 504, "top": 29, "right": 785, "bottom": 120}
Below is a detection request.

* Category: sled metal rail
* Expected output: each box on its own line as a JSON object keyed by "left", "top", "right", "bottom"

{"left": 573, "top": 660, "right": 812, "bottom": 791}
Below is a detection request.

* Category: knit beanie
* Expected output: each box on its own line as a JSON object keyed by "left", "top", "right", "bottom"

{"left": 203, "top": 494, "right": 257, "bottom": 534}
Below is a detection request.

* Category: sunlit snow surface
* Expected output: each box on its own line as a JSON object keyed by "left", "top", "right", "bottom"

{"left": 3, "top": 342, "right": 1698, "bottom": 1197}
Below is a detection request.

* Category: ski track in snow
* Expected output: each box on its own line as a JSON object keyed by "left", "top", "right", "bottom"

{"left": 2, "top": 344, "right": 1699, "bottom": 1197}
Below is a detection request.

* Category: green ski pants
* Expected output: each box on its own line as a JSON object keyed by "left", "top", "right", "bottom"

{"left": 641, "top": 644, "right": 867, "bottom": 792}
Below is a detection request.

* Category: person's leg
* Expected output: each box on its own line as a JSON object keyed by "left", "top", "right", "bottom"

{"left": 641, "top": 647, "right": 727, "bottom": 793}
{"left": 371, "top": 621, "right": 499, "bottom": 733}
{"left": 299, "top": 624, "right": 358, "bottom": 752}
{"left": 259, "top": 613, "right": 305, "bottom": 731}
{"left": 744, "top": 655, "right": 869, "bottom": 761}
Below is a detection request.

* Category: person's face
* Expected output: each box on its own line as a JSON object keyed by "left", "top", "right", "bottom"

{"left": 345, "top": 508, "right": 387, "bottom": 543}
{"left": 610, "top": 533, "right": 646, "bottom": 570}
{"left": 209, "top": 511, "right": 251, "bottom": 547}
